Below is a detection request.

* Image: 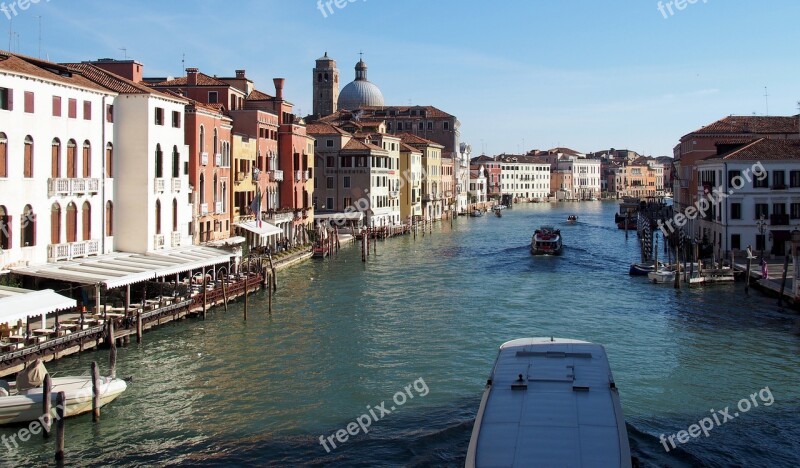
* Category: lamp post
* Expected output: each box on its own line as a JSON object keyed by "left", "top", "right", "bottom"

{"left": 792, "top": 228, "right": 800, "bottom": 300}
{"left": 756, "top": 214, "right": 767, "bottom": 261}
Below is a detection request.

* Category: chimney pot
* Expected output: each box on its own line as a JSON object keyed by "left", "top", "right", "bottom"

{"left": 186, "top": 68, "right": 199, "bottom": 86}
{"left": 273, "top": 78, "right": 285, "bottom": 100}
{"left": 236, "top": 69, "right": 246, "bottom": 78}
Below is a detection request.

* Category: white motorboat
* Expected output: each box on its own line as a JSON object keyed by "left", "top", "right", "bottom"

{"left": 466, "top": 338, "right": 632, "bottom": 468}
{"left": 531, "top": 226, "right": 562, "bottom": 255}
{"left": 647, "top": 268, "right": 675, "bottom": 284}
{"left": 0, "top": 364, "right": 127, "bottom": 425}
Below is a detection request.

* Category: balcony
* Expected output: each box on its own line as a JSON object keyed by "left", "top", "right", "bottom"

{"left": 770, "top": 214, "right": 790, "bottom": 226}
{"left": 48, "top": 178, "right": 101, "bottom": 197}
{"left": 295, "top": 170, "right": 302, "bottom": 181}
{"left": 171, "top": 231, "right": 181, "bottom": 248}
{"left": 47, "top": 240, "right": 100, "bottom": 262}
{"left": 200, "top": 152, "right": 209, "bottom": 166}
{"left": 215, "top": 153, "right": 222, "bottom": 166}
{"left": 389, "top": 190, "right": 399, "bottom": 198}
{"left": 270, "top": 170, "right": 284, "bottom": 182}
{"left": 266, "top": 209, "right": 293, "bottom": 223}
{"left": 200, "top": 203, "right": 209, "bottom": 216}
{"left": 215, "top": 201, "right": 224, "bottom": 214}
{"left": 153, "top": 234, "right": 166, "bottom": 250}
{"left": 303, "top": 170, "right": 311, "bottom": 181}
{"left": 235, "top": 171, "right": 247, "bottom": 183}
{"left": 171, "top": 178, "right": 182, "bottom": 192}
{"left": 154, "top": 178, "right": 166, "bottom": 193}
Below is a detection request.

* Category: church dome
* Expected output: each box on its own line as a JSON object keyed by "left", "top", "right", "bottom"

{"left": 337, "top": 57, "right": 384, "bottom": 109}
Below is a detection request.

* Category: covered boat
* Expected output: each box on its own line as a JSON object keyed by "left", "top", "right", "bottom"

{"left": 629, "top": 262, "right": 663, "bottom": 276}
{"left": 531, "top": 226, "right": 562, "bottom": 255}
{"left": 466, "top": 338, "right": 632, "bottom": 468}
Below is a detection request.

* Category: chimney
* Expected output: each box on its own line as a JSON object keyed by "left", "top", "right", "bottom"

{"left": 187, "top": 68, "right": 199, "bottom": 86}
{"left": 91, "top": 58, "right": 143, "bottom": 83}
{"left": 273, "top": 78, "right": 285, "bottom": 100}
{"left": 236, "top": 69, "right": 246, "bottom": 79}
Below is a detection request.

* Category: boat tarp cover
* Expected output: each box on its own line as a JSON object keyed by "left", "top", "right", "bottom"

{"left": 16, "top": 359, "right": 47, "bottom": 392}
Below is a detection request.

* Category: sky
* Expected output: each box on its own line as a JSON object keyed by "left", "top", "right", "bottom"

{"left": 2, "top": 0, "right": 799, "bottom": 157}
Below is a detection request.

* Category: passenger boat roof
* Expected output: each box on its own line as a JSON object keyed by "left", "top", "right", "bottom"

{"left": 469, "top": 338, "right": 630, "bottom": 467}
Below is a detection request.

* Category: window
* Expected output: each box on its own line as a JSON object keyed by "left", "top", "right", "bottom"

{"left": 427, "top": 121, "right": 433, "bottom": 130}
{"left": 105, "top": 143, "right": 113, "bottom": 178}
{"left": 326, "top": 156, "right": 334, "bottom": 168}
{"left": 208, "top": 91, "right": 218, "bottom": 104}
{"left": 0, "top": 205, "right": 10, "bottom": 249}
{"left": 199, "top": 174, "right": 205, "bottom": 205}
{"left": 21, "top": 205, "right": 35, "bottom": 247}
{"left": 443, "top": 121, "right": 449, "bottom": 131}
{"left": 155, "top": 144, "right": 163, "bottom": 178}
{"left": 773, "top": 203, "right": 786, "bottom": 215}
{"left": 65, "top": 202, "right": 77, "bottom": 243}
{"left": 0, "top": 87, "right": 11, "bottom": 110}
{"left": 755, "top": 203, "right": 769, "bottom": 219}
{"left": 106, "top": 104, "right": 113, "bottom": 122}
{"left": 326, "top": 177, "right": 334, "bottom": 189}
{"left": 24, "top": 91, "right": 34, "bottom": 113}
{"left": 52, "top": 96, "right": 61, "bottom": 117}
{"left": 155, "top": 200, "right": 162, "bottom": 235}
{"left": 754, "top": 172, "right": 769, "bottom": 188}
{"left": 23, "top": 136, "right": 33, "bottom": 178}
{"left": 326, "top": 197, "right": 333, "bottom": 209}
{"left": 199, "top": 126, "right": 205, "bottom": 154}
{"left": 213, "top": 129, "right": 218, "bottom": 155}
{"left": 172, "top": 111, "right": 181, "bottom": 128}
{"left": 791, "top": 203, "right": 800, "bottom": 220}
{"left": 0, "top": 133, "right": 6, "bottom": 177}
{"left": 83, "top": 100, "right": 91, "bottom": 120}
{"left": 172, "top": 146, "right": 180, "bottom": 178}
{"left": 155, "top": 107, "right": 164, "bottom": 125}
{"left": 756, "top": 234, "right": 765, "bottom": 252}
{"left": 731, "top": 203, "right": 741, "bottom": 220}
{"left": 343, "top": 176, "right": 350, "bottom": 188}
{"left": 731, "top": 234, "right": 741, "bottom": 250}
{"left": 82, "top": 201, "right": 91, "bottom": 241}
{"left": 68, "top": 98, "right": 77, "bottom": 118}
{"left": 106, "top": 201, "right": 113, "bottom": 236}
{"left": 418, "top": 122, "right": 424, "bottom": 131}
{"left": 773, "top": 170, "right": 786, "bottom": 189}
{"left": 67, "top": 140, "right": 77, "bottom": 178}
{"left": 82, "top": 141, "right": 91, "bottom": 177}
{"left": 326, "top": 139, "right": 334, "bottom": 147}
{"left": 172, "top": 199, "right": 178, "bottom": 232}
{"left": 50, "top": 203, "right": 61, "bottom": 245}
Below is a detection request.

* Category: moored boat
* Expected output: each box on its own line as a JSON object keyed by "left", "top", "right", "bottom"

{"left": 470, "top": 210, "right": 484, "bottom": 217}
{"left": 466, "top": 338, "right": 632, "bottom": 468}
{"left": 531, "top": 226, "right": 562, "bottom": 255}
{"left": 494, "top": 209, "right": 502, "bottom": 218}
{"left": 629, "top": 261, "right": 663, "bottom": 276}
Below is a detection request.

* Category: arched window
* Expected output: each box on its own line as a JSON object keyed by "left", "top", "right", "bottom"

{"left": 172, "top": 145, "right": 180, "bottom": 178}
{"left": 324, "top": 72, "right": 329, "bottom": 82}
{"left": 317, "top": 73, "right": 322, "bottom": 82}
{"left": 21, "top": 205, "right": 35, "bottom": 246}
{"left": 213, "top": 174, "right": 218, "bottom": 205}
{"left": 199, "top": 126, "right": 205, "bottom": 154}
{"left": 105, "top": 201, "right": 113, "bottom": 236}
{"left": 213, "top": 128, "right": 218, "bottom": 156}
{"left": 82, "top": 140, "right": 91, "bottom": 177}
{"left": 199, "top": 173, "right": 205, "bottom": 205}
{"left": 0, "top": 205, "right": 10, "bottom": 249}
{"left": 51, "top": 138, "right": 61, "bottom": 178}
{"left": 50, "top": 203, "right": 61, "bottom": 244}
{"left": 172, "top": 198, "right": 178, "bottom": 232}
{"left": 82, "top": 201, "right": 91, "bottom": 241}
{"left": 105, "top": 143, "right": 113, "bottom": 178}
{"left": 23, "top": 136, "right": 33, "bottom": 178}
{"left": 155, "top": 143, "right": 163, "bottom": 178}
{"left": 66, "top": 139, "right": 77, "bottom": 178}
{"left": 155, "top": 199, "right": 162, "bottom": 235}
{"left": 65, "top": 202, "right": 77, "bottom": 243}
{"left": 221, "top": 181, "right": 227, "bottom": 212}
{"left": 0, "top": 133, "right": 6, "bottom": 178}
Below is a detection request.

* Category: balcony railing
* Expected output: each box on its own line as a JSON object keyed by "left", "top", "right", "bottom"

{"left": 47, "top": 240, "right": 100, "bottom": 262}
{"left": 154, "top": 234, "right": 165, "bottom": 250}
{"left": 154, "top": 178, "right": 166, "bottom": 193}
{"left": 215, "top": 153, "right": 222, "bottom": 166}
{"left": 266, "top": 210, "right": 293, "bottom": 223}
{"left": 171, "top": 231, "right": 181, "bottom": 248}
{"left": 295, "top": 170, "right": 302, "bottom": 181}
{"left": 389, "top": 191, "right": 399, "bottom": 198}
{"left": 48, "top": 178, "right": 101, "bottom": 197}
{"left": 270, "top": 170, "right": 284, "bottom": 182}
{"left": 200, "top": 203, "right": 209, "bottom": 216}
{"left": 770, "top": 214, "right": 790, "bottom": 226}
{"left": 171, "top": 178, "right": 182, "bottom": 192}
{"left": 200, "top": 152, "right": 209, "bottom": 166}
{"left": 215, "top": 201, "right": 224, "bottom": 214}
{"left": 303, "top": 170, "right": 311, "bottom": 181}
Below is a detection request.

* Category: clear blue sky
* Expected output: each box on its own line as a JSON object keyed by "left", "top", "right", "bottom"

{"left": 3, "top": 0, "right": 799, "bottom": 156}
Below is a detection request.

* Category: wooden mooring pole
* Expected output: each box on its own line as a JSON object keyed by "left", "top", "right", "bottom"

{"left": 243, "top": 273, "right": 248, "bottom": 321}
{"left": 54, "top": 391, "right": 65, "bottom": 462}
{"left": 221, "top": 274, "right": 229, "bottom": 313}
{"left": 108, "top": 320, "right": 117, "bottom": 379}
{"left": 745, "top": 250, "right": 752, "bottom": 295}
{"left": 779, "top": 255, "right": 790, "bottom": 307}
{"left": 674, "top": 240, "right": 681, "bottom": 290}
{"left": 202, "top": 274, "right": 207, "bottom": 320}
{"left": 43, "top": 374, "right": 52, "bottom": 438}
{"left": 136, "top": 311, "right": 143, "bottom": 344}
{"left": 91, "top": 361, "right": 100, "bottom": 422}
{"left": 268, "top": 272, "right": 273, "bottom": 314}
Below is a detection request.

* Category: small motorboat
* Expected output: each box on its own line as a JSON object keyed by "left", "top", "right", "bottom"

{"left": 566, "top": 215, "right": 578, "bottom": 224}
{"left": 647, "top": 268, "right": 676, "bottom": 284}
{"left": 531, "top": 226, "right": 563, "bottom": 255}
{"left": 493, "top": 205, "right": 507, "bottom": 211}
{"left": 312, "top": 241, "right": 330, "bottom": 258}
{"left": 495, "top": 209, "right": 502, "bottom": 218}
{"left": 629, "top": 262, "right": 663, "bottom": 276}
{"left": 470, "top": 210, "right": 484, "bottom": 217}
{"left": 0, "top": 360, "right": 127, "bottom": 425}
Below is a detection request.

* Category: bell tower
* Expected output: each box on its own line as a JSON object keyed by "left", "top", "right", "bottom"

{"left": 313, "top": 52, "right": 339, "bottom": 117}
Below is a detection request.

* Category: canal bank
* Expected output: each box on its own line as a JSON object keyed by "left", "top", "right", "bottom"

{"left": 3, "top": 202, "right": 799, "bottom": 467}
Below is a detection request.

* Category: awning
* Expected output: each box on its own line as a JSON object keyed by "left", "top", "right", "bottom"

{"left": 207, "top": 236, "right": 246, "bottom": 247}
{"left": 0, "top": 286, "right": 77, "bottom": 326}
{"left": 235, "top": 221, "right": 283, "bottom": 237}
{"left": 11, "top": 247, "right": 236, "bottom": 289}
{"left": 313, "top": 212, "right": 364, "bottom": 221}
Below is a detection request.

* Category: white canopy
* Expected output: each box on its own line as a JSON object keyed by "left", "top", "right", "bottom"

{"left": 313, "top": 212, "right": 364, "bottom": 221}
{"left": 11, "top": 247, "right": 235, "bottom": 289}
{"left": 0, "top": 286, "right": 77, "bottom": 326}
{"left": 235, "top": 220, "right": 283, "bottom": 238}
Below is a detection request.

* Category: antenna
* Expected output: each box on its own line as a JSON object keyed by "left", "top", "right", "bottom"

{"left": 8, "top": 18, "right": 12, "bottom": 51}
{"left": 181, "top": 53, "right": 185, "bottom": 73}
{"left": 38, "top": 16, "right": 42, "bottom": 58}
{"left": 764, "top": 86, "right": 769, "bottom": 116}
{"left": 119, "top": 47, "right": 127, "bottom": 59}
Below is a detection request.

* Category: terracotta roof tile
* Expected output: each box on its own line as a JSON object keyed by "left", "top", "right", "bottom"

{"left": 399, "top": 142, "right": 422, "bottom": 153}
{"left": 342, "top": 139, "right": 385, "bottom": 152}
{"left": 247, "top": 89, "right": 274, "bottom": 101}
{"left": 307, "top": 122, "right": 350, "bottom": 136}
{"left": 713, "top": 138, "right": 800, "bottom": 161}
{"left": 397, "top": 132, "right": 443, "bottom": 147}
{"left": 64, "top": 62, "right": 183, "bottom": 100}
{"left": 689, "top": 115, "right": 799, "bottom": 136}
{"left": 150, "top": 72, "right": 230, "bottom": 87}
{"left": 0, "top": 51, "right": 110, "bottom": 93}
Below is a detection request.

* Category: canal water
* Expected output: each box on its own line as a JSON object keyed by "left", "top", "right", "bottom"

{"left": 3, "top": 202, "right": 799, "bottom": 467}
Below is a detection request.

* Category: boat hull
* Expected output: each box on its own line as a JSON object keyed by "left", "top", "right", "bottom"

{"left": 0, "top": 376, "right": 127, "bottom": 425}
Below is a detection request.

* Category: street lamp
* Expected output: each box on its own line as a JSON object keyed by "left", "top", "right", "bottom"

{"left": 756, "top": 214, "right": 767, "bottom": 260}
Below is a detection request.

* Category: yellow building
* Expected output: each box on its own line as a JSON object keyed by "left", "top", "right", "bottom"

{"left": 400, "top": 133, "right": 443, "bottom": 221}
{"left": 399, "top": 142, "right": 423, "bottom": 222}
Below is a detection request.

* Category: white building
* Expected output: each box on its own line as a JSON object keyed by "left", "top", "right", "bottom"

{"left": 496, "top": 154, "right": 551, "bottom": 201}
{"left": 556, "top": 156, "right": 601, "bottom": 200}
{"left": 456, "top": 142, "right": 471, "bottom": 214}
{"left": 0, "top": 53, "right": 117, "bottom": 271}
{"left": 68, "top": 61, "right": 193, "bottom": 253}
{"left": 469, "top": 165, "right": 487, "bottom": 205}
{"left": 694, "top": 138, "right": 800, "bottom": 258}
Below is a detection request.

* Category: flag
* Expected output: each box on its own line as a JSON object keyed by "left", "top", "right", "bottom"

{"left": 250, "top": 186, "right": 262, "bottom": 227}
